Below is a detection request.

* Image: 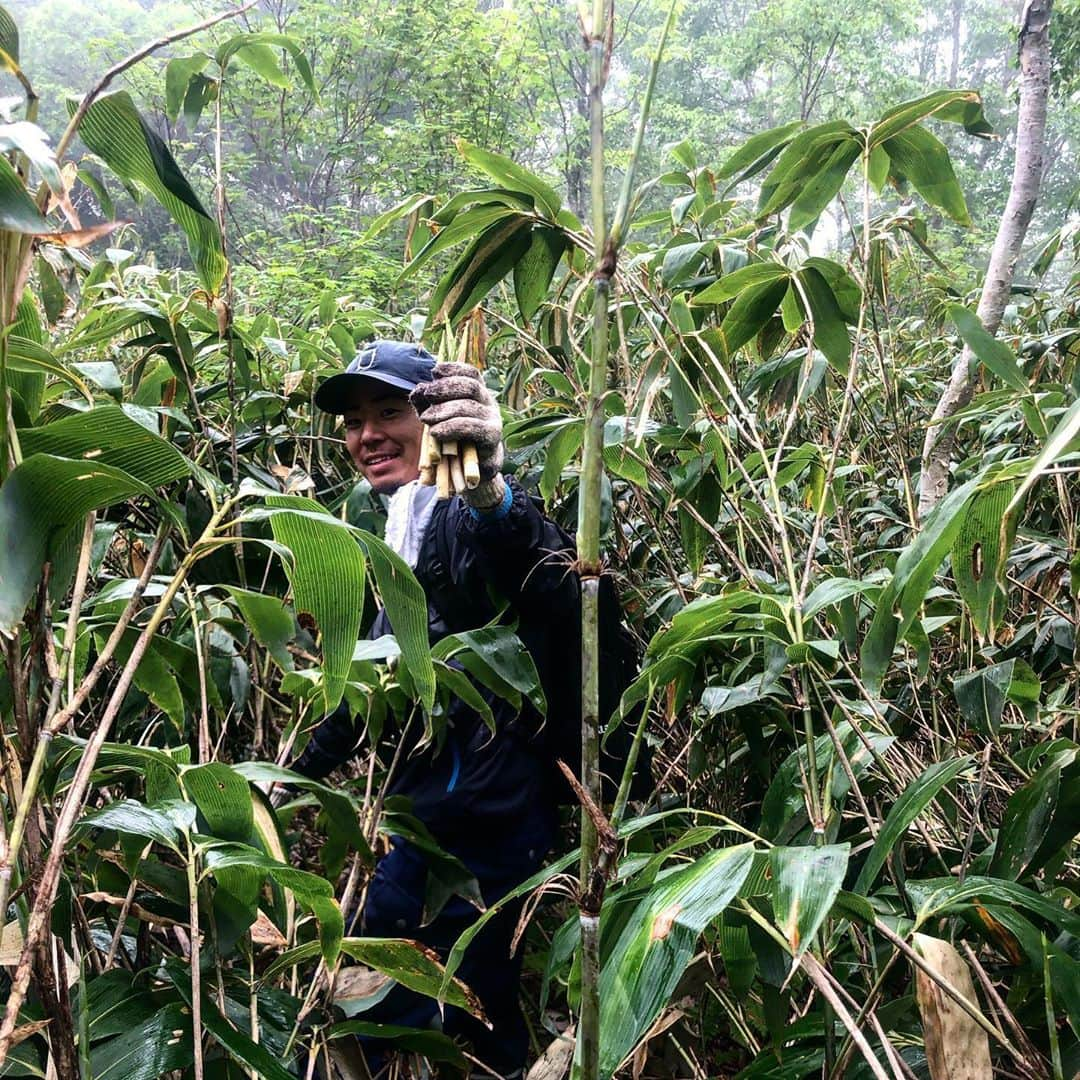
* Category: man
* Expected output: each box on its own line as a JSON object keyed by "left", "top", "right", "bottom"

{"left": 293, "top": 340, "right": 578, "bottom": 1078}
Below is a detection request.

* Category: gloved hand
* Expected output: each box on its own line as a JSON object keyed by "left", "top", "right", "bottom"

{"left": 410, "top": 362, "right": 504, "bottom": 480}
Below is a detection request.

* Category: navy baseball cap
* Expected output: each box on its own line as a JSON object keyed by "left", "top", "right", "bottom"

{"left": 314, "top": 340, "right": 436, "bottom": 414}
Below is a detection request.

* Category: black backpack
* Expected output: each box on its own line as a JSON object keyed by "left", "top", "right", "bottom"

{"left": 416, "top": 497, "right": 652, "bottom": 807}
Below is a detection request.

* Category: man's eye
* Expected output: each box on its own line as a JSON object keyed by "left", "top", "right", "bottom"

{"left": 381, "top": 408, "right": 400, "bottom": 419}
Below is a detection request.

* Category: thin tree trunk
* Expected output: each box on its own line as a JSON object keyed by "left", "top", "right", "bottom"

{"left": 949, "top": 0, "right": 962, "bottom": 86}
{"left": 918, "top": 0, "right": 1053, "bottom": 519}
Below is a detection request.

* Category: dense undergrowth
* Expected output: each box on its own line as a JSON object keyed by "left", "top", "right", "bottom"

{"left": 0, "top": 4, "right": 1078, "bottom": 1079}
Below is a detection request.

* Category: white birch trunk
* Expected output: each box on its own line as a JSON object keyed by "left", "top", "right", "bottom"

{"left": 918, "top": 0, "right": 1053, "bottom": 518}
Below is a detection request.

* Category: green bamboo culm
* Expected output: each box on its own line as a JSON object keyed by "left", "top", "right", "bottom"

{"left": 574, "top": 2, "right": 677, "bottom": 1077}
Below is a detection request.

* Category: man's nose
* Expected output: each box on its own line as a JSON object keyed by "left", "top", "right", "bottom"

{"left": 357, "top": 418, "right": 384, "bottom": 444}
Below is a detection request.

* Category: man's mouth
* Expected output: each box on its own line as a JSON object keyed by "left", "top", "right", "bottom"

{"left": 364, "top": 453, "right": 398, "bottom": 468}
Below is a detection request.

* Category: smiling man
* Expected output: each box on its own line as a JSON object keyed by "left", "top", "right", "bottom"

{"left": 293, "top": 340, "right": 576, "bottom": 1079}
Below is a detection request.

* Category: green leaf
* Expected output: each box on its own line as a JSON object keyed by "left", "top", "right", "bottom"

{"left": 1005, "top": 396, "right": 1080, "bottom": 519}
{"left": 182, "top": 73, "right": 216, "bottom": 131}
{"left": 804, "top": 576, "right": 878, "bottom": 618}
{"left": 951, "top": 479, "right": 1016, "bottom": 641}
{"left": 430, "top": 215, "right": 533, "bottom": 327}
{"left": 265, "top": 495, "right": 367, "bottom": 714}
{"left": 0, "top": 455, "right": 155, "bottom": 633}
{"left": 399, "top": 203, "right": 522, "bottom": 283}
{"left": 19, "top": 405, "right": 190, "bottom": 487}
{"left": 953, "top": 661, "right": 1013, "bottom": 734}
{"left": 0, "top": 5, "right": 19, "bottom": 69}
{"left": 75, "top": 971, "right": 156, "bottom": 1043}
{"left": 907, "top": 876, "right": 1080, "bottom": 937}
{"left": 0, "top": 154, "right": 51, "bottom": 233}
{"left": 435, "top": 625, "right": 546, "bottom": 715}
{"left": 90, "top": 1003, "right": 193, "bottom": 1080}
{"left": 455, "top": 138, "right": 561, "bottom": 219}
{"left": 215, "top": 32, "right": 318, "bottom": 99}
{"left": 202, "top": 842, "right": 342, "bottom": 963}
{"left": 540, "top": 421, "right": 583, "bottom": 503}
{"left": 596, "top": 844, "right": 755, "bottom": 1078}
{"left": 787, "top": 137, "right": 861, "bottom": 231}
{"left": 717, "top": 120, "right": 805, "bottom": 181}
{"left": 326, "top": 1022, "right": 465, "bottom": 1066}
{"left": 35, "top": 255, "right": 66, "bottom": 325}
{"left": 232, "top": 42, "right": 290, "bottom": 87}
{"left": 166, "top": 968, "right": 296, "bottom": 1080}
{"left": 164, "top": 54, "right": 210, "bottom": 124}
{"left": 225, "top": 586, "right": 295, "bottom": 671}
{"left": 513, "top": 225, "right": 566, "bottom": 322}
{"left": 434, "top": 660, "right": 494, "bottom": 734}
{"left": 853, "top": 756, "right": 972, "bottom": 894}
{"left": 77, "top": 799, "right": 190, "bottom": 854}
{"left": 769, "top": 844, "right": 849, "bottom": 956}
{"left": 757, "top": 122, "right": 856, "bottom": 218}
{"left": 660, "top": 241, "right": 710, "bottom": 288}
{"left": 265, "top": 938, "right": 485, "bottom": 1018}
{"left": 714, "top": 277, "right": 790, "bottom": 358}
{"left": 949, "top": 305, "right": 1027, "bottom": 392}
{"left": 378, "top": 801, "right": 483, "bottom": 923}
{"left": 990, "top": 750, "right": 1077, "bottom": 881}
{"left": 70, "top": 90, "right": 225, "bottom": 292}
{"left": 355, "top": 528, "right": 435, "bottom": 712}
{"left": 689, "top": 262, "right": 790, "bottom": 306}
{"left": 859, "top": 477, "right": 981, "bottom": 691}
{"left": 883, "top": 125, "right": 970, "bottom": 225}
{"left": 182, "top": 763, "right": 253, "bottom": 843}
{"left": 799, "top": 266, "right": 853, "bottom": 373}
{"left": 869, "top": 89, "right": 992, "bottom": 147}
{"left": 233, "top": 762, "right": 369, "bottom": 862}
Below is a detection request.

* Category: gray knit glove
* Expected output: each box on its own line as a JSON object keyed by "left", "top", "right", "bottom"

{"left": 410, "top": 362, "right": 504, "bottom": 480}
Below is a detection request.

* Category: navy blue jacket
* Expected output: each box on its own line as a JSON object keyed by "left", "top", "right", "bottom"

{"left": 291, "top": 477, "right": 578, "bottom": 849}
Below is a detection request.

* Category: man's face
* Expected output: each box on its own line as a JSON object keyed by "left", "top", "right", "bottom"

{"left": 342, "top": 384, "right": 424, "bottom": 494}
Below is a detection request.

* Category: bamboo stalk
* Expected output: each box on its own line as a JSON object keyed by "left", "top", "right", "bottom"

{"left": 574, "top": 5, "right": 676, "bottom": 1078}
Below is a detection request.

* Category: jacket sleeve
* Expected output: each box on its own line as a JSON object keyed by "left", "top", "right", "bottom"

{"left": 289, "top": 700, "right": 359, "bottom": 780}
{"left": 450, "top": 476, "right": 580, "bottom": 618}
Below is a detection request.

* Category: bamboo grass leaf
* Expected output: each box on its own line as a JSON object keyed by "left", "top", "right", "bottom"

{"left": 355, "top": 529, "right": 435, "bottom": 712}
{"left": 429, "top": 215, "right": 533, "bottom": 327}
{"left": 949, "top": 305, "right": 1028, "bottom": 392}
{"left": 514, "top": 225, "right": 567, "bottom": 322}
{"left": 769, "top": 844, "right": 850, "bottom": 956}
{"left": 717, "top": 120, "right": 805, "bottom": 182}
{"left": 455, "top": 138, "right": 561, "bottom": 219}
{"left": 224, "top": 586, "right": 295, "bottom": 671}
{"left": 215, "top": 32, "right": 318, "bottom": 99}
{"left": 882, "top": 126, "right": 971, "bottom": 225}
{"left": 869, "top": 89, "right": 992, "bottom": 147}
{"left": 69, "top": 90, "right": 225, "bottom": 292}
{"left": 89, "top": 1002, "right": 194, "bottom": 1080}
{"left": 77, "top": 799, "right": 189, "bottom": 855}
{"left": 264, "top": 494, "right": 367, "bottom": 714}
{"left": 182, "top": 762, "right": 253, "bottom": 843}
{"left": 0, "top": 455, "right": 157, "bottom": 632}
{"left": 264, "top": 938, "right": 485, "bottom": 1017}
{"left": 595, "top": 844, "right": 756, "bottom": 1078}
{"left": 853, "top": 756, "right": 972, "bottom": 894}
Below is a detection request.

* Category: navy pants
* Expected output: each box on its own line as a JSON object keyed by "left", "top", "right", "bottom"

{"left": 359, "top": 820, "right": 553, "bottom": 1076}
